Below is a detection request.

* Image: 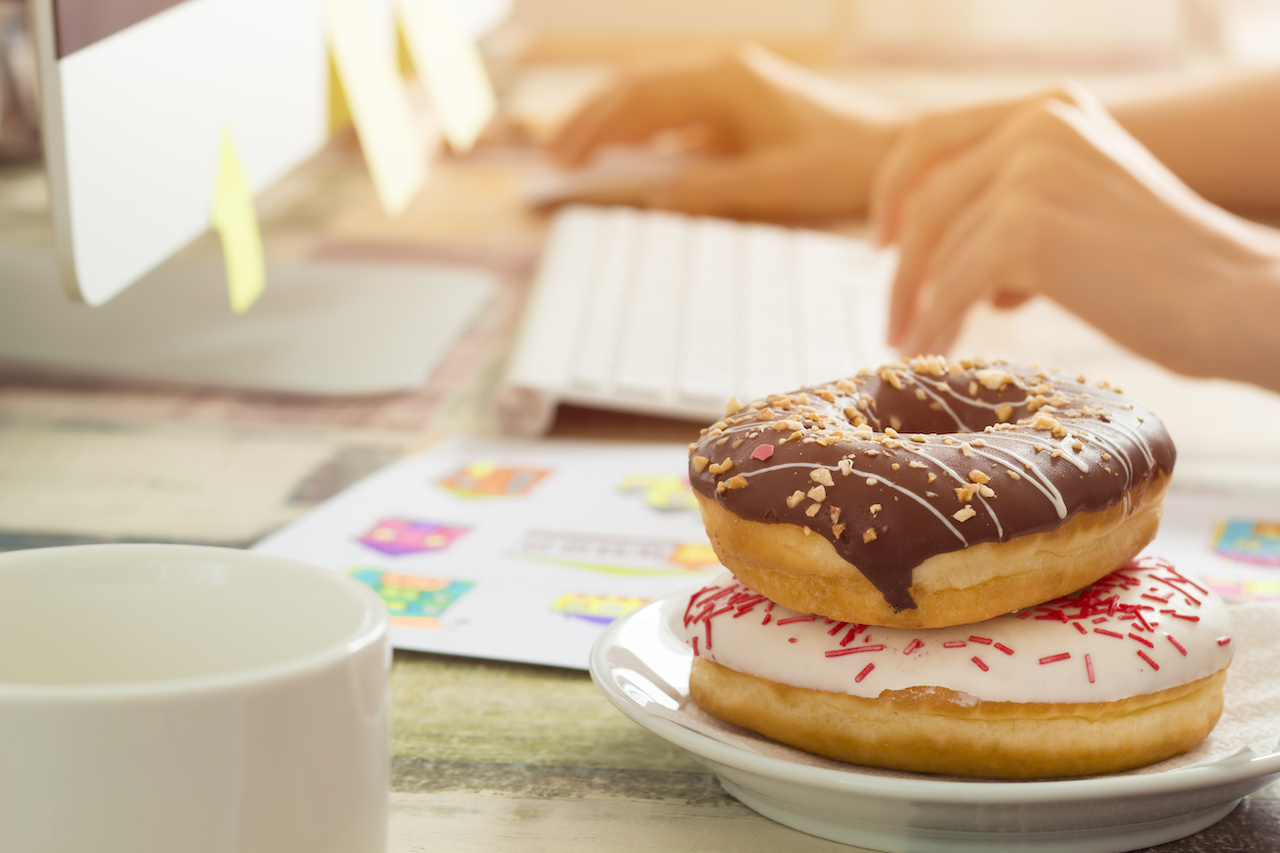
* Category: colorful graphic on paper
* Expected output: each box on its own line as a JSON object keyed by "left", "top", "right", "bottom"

{"left": 347, "top": 568, "right": 475, "bottom": 629}
{"left": 358, "top": 518, "right": 468, "bottom": 556}
{"left": 515, "top": 529, "right": 720, "bottom": 576}
{"left": 1211, "top": 519, "right": 1280, "bottom": 567}
{"left": 439, "top": 461, "right": 550, "bottom": 498}
{"left": 1201, "top": 575, "right": 1280, "bottom": 602}
{"left": 550, "top": 592, "right": 649, "bottom": 626}
{"left": 619, "top": 473, "right": 698, "bottom": 511}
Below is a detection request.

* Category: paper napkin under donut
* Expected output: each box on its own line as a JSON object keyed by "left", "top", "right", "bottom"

{"left": 648, "top": 602, "right": 1280, "bottom": 782}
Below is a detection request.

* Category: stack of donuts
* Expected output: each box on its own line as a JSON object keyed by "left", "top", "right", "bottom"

{"left": 682, "top": 356, "right": 1233, "bottom": 779}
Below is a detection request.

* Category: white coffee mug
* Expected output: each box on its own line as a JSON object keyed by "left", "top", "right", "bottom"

{"left": 0, "top": 544, "right": 390, "bottom": 853}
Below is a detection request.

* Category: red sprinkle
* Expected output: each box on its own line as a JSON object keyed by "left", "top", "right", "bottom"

{"left": 1166, "top": 635, "right": 1187, "bottom": 656}
{"left": 692, "top": 636, "right": 699, "bottom": 657}
{"left": 1073, "top": 622, "right": 1088, "bottom": 635}
{"left": 1171, "top": 613, "right": 1201, "bottom": 622}
{"left": 903, "top": 639, "right": 923, "bottom": 655}
{"left": 825, "top": 644, "right": 885, "bottom": 657}
{"left": 968, "top": 636, "right": 992, "bottom": 645}
{"left": 971, "top": 656, "right": 989, "bottom": 672}
{"left": 1039, "top": 653, "right": 1071, "bottom": 665}
{"left": 994, "top": 642, "right": 1014, "bottom": 656}
{"left": 828, "top": 621, "right": 849, "bottom": 637}
{"left": 839, "top": 627, "right": 861, "bottom": 647}
{"left": 761, "top": 613, "right": 772, "bottom": 625}
{"left": 1085, "top": 653, "right": 1095, "bottom": 684}
{"left": 787, "top": 637, "right": 797, "bottom": 644}
{"left": 1137, "top": 650, "right": 1159, "bottom": 670}
{"left": 704, "top": 620, "right": 713, "bottom": 650}
{"left": 776, "top": 615, "right": 818, "bottom": 625}
{"left": 854, "top": 663, "right": 875, "bottom": 683}
{"left": 750, "top": 444, "right": 775, "bottom": 461}
{"left": 1128, "top": 632, "right": 1155, "bottom": 648}
{"left": 943, "top": 641, "right": 967, "bottom": 649}
{"left": 1218, "top": 637, "right": 1233, "bottom": 646}
{"left": 1094, "top": 629, "right": 1124, "bottom": 639}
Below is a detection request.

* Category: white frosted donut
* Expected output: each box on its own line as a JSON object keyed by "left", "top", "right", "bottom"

{"left": 680, "top": 557, "right": 1233, "bottom": 779}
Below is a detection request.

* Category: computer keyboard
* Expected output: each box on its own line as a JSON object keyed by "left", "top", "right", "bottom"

{"left": 497, "top": 204, "right": 896, "bottom": 434}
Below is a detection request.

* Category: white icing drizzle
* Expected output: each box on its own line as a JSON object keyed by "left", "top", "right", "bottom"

{"left": 735, "top": 461, "right": 968, "bottom": 545}
{"left": 681, "top": 557, "right": 1233, "bottom": 705}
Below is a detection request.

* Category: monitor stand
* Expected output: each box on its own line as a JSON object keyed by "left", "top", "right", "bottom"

{"left": 0, "top": 241, "right": 497, "bottom": 396}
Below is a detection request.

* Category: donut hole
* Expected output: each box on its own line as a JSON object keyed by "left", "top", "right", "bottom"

{"left": 860, "top": 380, "right": 1030, "bottom": 436}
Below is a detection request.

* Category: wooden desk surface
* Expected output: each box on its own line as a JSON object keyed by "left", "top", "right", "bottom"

{"left": 3, "top": 65, "right": 1280, "bottom": 853}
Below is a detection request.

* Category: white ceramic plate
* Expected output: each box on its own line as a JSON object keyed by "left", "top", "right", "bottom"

{"left": 589, "top": 594, "right": 1280, "bottom": 853}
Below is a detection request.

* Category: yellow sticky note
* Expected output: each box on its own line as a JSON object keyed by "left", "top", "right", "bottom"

{"left": 212, "top": 131, "right": 266, "bottom": 314}
{"left": 325, "top": 0, "right": 426, "bottom": 216}
{"left": 396, "top": 0, "right": 496, "bottom": 153}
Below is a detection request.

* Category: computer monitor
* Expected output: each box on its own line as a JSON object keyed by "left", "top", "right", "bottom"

{"left": 0, "top": 0, "right": 497, "bottom": 395}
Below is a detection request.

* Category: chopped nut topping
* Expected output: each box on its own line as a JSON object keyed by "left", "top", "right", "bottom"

{"left": 910, "top": 434, "right": 928, "bottom": 443}
{"left": 786, "top": 490, "right": 806, "bottom": 509}
{"left": 838, "top": 459, "right": 854, "bottom": 476}
{"left": 914, "top": 355, "right": 950, "bottom": 377}
{"left": 863, "top": 527, "right": 878, "bottom": 543}
{"left": 995, "top": 404, "right": 1014, "bottom": 422}
{"left": 870, "top": 503, "right": 882, "bottom": 515}
{"left": 865, "top": 477, "right": 879, "bottom": 486}
{"left": 927, "top": 472, "right": 937, "bottom": 483}
{"left": 805, "top": 504, "right": 821, "bottom": 517}
{"left": 881, "top": 369, "right": 904, "bottom": 390}
{"left": 810, "top": 468, "right": 835, "bottom": 487}
{"left": 968, "top": 470, "right": 990, "bottom": 484}
{"left": 832, "top": 522, "right": 847, "bottom": 538}
{"left": 829, "top": 506, "right": 842, "bottom": 524}
{"left": 975, "top": 368, "right": 1015, "bottom": 390}
{"left": 953, "top": 505, "right": 977, "bottom": 522}
{"left": 955, "top": 484, "right": 981, "bottom": 502}
{"left": 725, "top": 396, "right": 742, "bottom": 415}
{"left": 1007, "top": 470, "right": 1022, "bottom": 480}
{"left": 726, "top": 475, "right": 749, "bottom": 489}
{"left": 908, "top": 460, "right": 928, "bottom": 469}
{"left": 807, "top": 485, "right": 827, "bottom": 502}
{"left": 707, "top": 459, "right": 734, "bottom": 475}
{"left": 692, "top": 456, "right": 710, "bottom": 473}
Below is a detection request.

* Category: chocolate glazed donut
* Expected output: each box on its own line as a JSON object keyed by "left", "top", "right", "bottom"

{"left": 687, "top": 356, "right": 1176, "bottom": 629}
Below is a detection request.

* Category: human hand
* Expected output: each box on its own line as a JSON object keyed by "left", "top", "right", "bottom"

{"left": 869, "top": 83, "right": 1280, "bottom": 386}
{"left": 546, "top": 44, "right": 901, "bottom": 221}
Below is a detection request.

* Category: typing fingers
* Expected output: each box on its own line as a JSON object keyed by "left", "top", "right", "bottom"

{"left": 647, "top": 140, "right": 863, "bottom": 220}
{"left": 546, "top": 49, "right": 774, "bottom": 167}
{"left": 887, "top": 98, "right": 1102, "bottom": 345}
{"left": 895, "top": 191, "right": 1012, "bottom": 356}
{"left": 870, "top": 84, "right": 1089, "bottom": 246}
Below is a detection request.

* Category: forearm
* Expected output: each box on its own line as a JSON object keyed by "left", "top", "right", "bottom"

{"left": 1109, "top": 67, "right": 1280, "bottom": 214}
